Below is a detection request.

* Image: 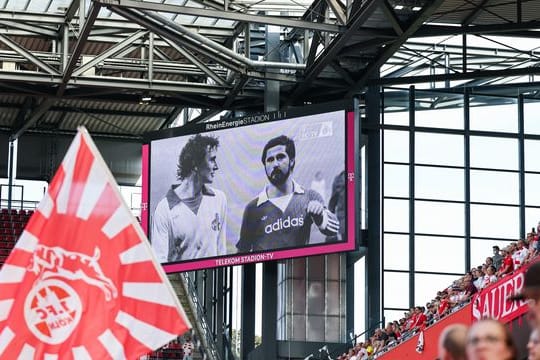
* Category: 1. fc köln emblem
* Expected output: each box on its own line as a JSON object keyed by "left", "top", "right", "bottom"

{"left": 24, "top": 245, "right": 118, "bottom": 345}
{"left": 0, "top": 128, "right": 190, "bottom": 359}
{"left": 24, "top": 278, "right": 83, "bottom": 345}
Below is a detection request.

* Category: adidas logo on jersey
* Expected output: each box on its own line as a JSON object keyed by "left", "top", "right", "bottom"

{"left": 264, "top": 216, "right": 304, "bottom": 234}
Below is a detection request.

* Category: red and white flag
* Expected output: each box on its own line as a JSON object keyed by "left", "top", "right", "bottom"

{"left": 415, "top": 330, "right": 425, "bottom": 354}
{"left": 0, "top": 127, "right": 190, "bottom": 359}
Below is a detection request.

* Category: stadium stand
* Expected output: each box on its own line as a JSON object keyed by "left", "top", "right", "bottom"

{"left": 0, "top": 208, "right": 30, "bottom": 265}
{"left": 330, "top": 225, "right": 539, "bottom": 360}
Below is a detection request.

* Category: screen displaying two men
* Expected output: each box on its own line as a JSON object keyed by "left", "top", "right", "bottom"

{"left": 146, "top": 109, "right": 354, "bottom": 272}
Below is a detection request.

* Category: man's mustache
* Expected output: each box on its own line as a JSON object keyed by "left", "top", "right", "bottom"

{"left": 271, "top": 168, "right": 284, "bottom": 177}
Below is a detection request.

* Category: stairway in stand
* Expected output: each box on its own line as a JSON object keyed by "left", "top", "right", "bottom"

{"left": 168, "top": 273, "right": 210, "bottom": 360}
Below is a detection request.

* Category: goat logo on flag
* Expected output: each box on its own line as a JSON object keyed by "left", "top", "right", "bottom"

{"left": 0, "top": 127, "right": 190, "bottom": 359}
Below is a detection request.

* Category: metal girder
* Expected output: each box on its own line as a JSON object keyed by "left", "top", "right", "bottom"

{"left": 138, "top": 9, "right": 306, "bottom": 71}
{"left": 223, "top": 75, "right": 248, "bottom": 108}
{"left": 188, "top": 109, "right": 222, "bottom": 125}
{"left": 161, "top": 37, "right": 228, "bottom": 87}
{"left": 160, "top": 107, "right": 184, "bottom": 129}
{"left": 374, "top": 65, "right": 540, "bottom": 87}
{"left": 306, "top": 31, "right": 323, "bottom": 68}
{"left": 224, "top": 22, "right": 247, "bottom": 49}
{"left": 329, "top": 60, "right": 354, "bottom": 85}
{"left": 305, "top": 2, "right": 328, "bottom": 68}
{"left": 382, "top": 53, "right": 444, "bottom": 79}
{"left": 286, "top": 0, "right": 380, "bottom": 104}
{"left": 0, "top": 49, "right": 234, "bottom": 79}
{"left": 0, "top": 70, "right": 262, "bottom": 96}
{"left": 381, "top": 0, "right": 403, "bottom": 36}
{"left": 0, "top": 34, "right": 59, "bottom": 75}
{"left": 109, "top": 6, "right": 246, "bottom": 74}
{"left": 0, "top": 19, "right": 57, "bottom": 37}
{"left": 169, "top": 93, "right": 224, "bottom": 108}
{"left": 462, "top": 0, "right": 491, "bottom": 26}
{"left": 10, "top": 98, "right": 54, "bottom": 141}
{"left": 70, "top": 76, "right": 252, "bottom": 95}
{"left": 189, "top": 0, "right": 245, "bottom": 12}
{"left": 325, "top": 0, "right": 347, "bottom": 25}
{"left": 14, "top": 97, "right": 35, "bottom": 129}
{"left": 72, "top": 30, "right": 148, "bottom": 76}
{"left": 65, "top": 0, "right": 81, "bottom": 23}
{"left": 339, "top": 37, "right": 395, "bottom": 56}
{"left": 345, "top": 0, "right": 446, "bottom": 98}
{"left": 416, "top": 21, "right": 540, "bottom": 37}
{"left": 286, "top": 0, "right": 326, "bottom": 41}
{"left": 94, "top": 0, "right": 344, "bottom": 33}
{"left": 0, "top": 9, "right": 236, "bottom": 38}
{"left": 59, "top": 3, "right": 101, "bottom": 96}
{"left": 110, "top": 6, "right": 304, "bottom": 76}
{"left": 58, "top": 0, "right": 81, "bottom": 41}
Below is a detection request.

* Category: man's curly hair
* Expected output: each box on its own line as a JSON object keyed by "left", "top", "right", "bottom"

{"left": 177, "top": 134, "right": 219, "bottom": 180}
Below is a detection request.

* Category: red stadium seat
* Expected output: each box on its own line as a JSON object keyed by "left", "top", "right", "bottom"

{"left": 1, "top": 209, "right": 8, "bottom": 215}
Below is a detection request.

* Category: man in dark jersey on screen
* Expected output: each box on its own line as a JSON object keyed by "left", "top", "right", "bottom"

{"left": 236, "top": 135, "right": 339, "bottom": 252}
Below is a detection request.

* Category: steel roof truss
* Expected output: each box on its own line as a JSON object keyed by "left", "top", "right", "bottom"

{"left": 73, "top": 30, "right": 148, "bottom": 77}
{"left": 329, "top": 60, "right": 354, "bottom": 85}
{"left": 0, "top": 19, "right": 57, "bottom": 37}
{"left": 345, "top": 0, "right": 445, "bottom": 97}
{"left": 65, "top": 0, "right": 81, "bottom": 23}
{"left": 109, "top": 6, "right": 246, "bottom": 74}
{"left": 325, "top": 0, "right": 346, "bottom": 25}
{"left": 140, "top": 9, "right": 305, "bottom": 71}
{"left": 223, "top": 75, "right": 248, "bottom": 108}
{"left": 60, "top": 3, "right": 101, "bottom": 96}
{"left": 286, "top": 0, "right": 379, "bottom": 103}
{"left": 94, "top": 0, "right": 343, "bottom": 33}
{"left": 160, "top": 107, "right": 184, "bottom": 129}
{"left": 0, "top": 33, "right": 59, "bottom": 75}
{"left": 381, "top": 0, "right": 403, "bottom": 36}
{"left": 462, "top": 0, "right": 491, "bottom": 26}
{"left": 11, "top": 98, "right": 54, "bottom": 141}
{"left": 161, "top": 37, "right": 228, "bottom": 87}
{"left": 0, "top": 9, "right": 235, "bottom": 38}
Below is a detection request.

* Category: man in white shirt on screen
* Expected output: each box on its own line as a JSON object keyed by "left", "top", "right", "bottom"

{"left": 236, "top": 135, "right": 339, "bottom": 252}
{"left": 152, "top": 134, "right": 227, "bottom": 262}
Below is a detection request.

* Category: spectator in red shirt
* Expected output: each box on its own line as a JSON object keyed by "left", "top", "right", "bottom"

{"left": 438, "top": 292, "right": 451, "bottom": 318}
{"left": 411, "top": 306, "right": 427, "bottom": 332}
{"left": 496, "top": 248, "right": 514, "bottom": 277}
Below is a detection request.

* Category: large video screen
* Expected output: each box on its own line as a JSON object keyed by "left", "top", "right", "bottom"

{"left": 141, "top": 108, "right": 356, "bottom": 272}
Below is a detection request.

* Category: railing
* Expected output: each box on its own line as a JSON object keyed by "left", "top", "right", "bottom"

{"left": 180, "top": 272, "right": 221, "bottom": 360}
{"left": 0, "top": 183, "right": 141, "bottom": 216}
{"left": 304, "top": 318, "right": 385, "bottom": 360}
{"left": 0, "top": 184, "right": 40, "bottom": 210}
{"left": 301, "top": 320, "right": 385, "bottom": 360}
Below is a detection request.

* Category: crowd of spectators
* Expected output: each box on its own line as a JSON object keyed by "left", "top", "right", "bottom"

{"left": 139, "top": 334, "right": 196, "bottom": 360}
{"left": 334, "top": 223, "right": 540, "bottom": 360}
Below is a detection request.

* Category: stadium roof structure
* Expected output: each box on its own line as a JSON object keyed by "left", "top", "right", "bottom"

{"left": 0, "top": 0, "right": 539, "bottom": 139}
